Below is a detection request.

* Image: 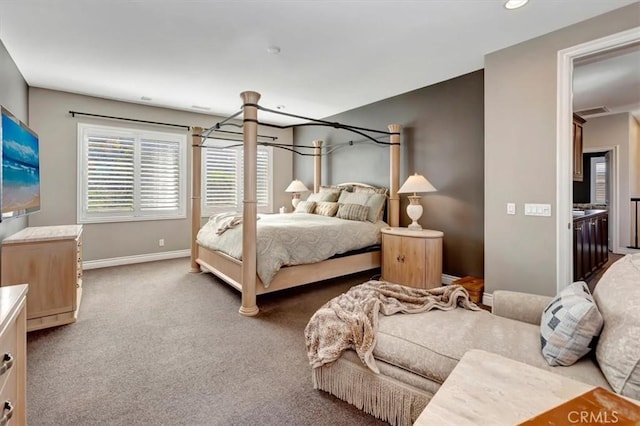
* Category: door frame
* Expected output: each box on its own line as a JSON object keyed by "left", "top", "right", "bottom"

{"left": 556, "top": 26, "right": 640, "bottom": 293}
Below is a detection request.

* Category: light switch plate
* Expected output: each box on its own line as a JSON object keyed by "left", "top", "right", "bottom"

{"left": 524, "top": 203, "right": 552, "bottom": 217}
{"left": 507, "top": 203, "right": 516, "bottom": 215}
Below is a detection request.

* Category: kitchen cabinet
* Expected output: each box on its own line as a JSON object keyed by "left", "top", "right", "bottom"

{"left": 573, "top": 210, "right": 608, "bottom": 281}
{"left": 573, "top": 114, "right": 586, "bottom": 182}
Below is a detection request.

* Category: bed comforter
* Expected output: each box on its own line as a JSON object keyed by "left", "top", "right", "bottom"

{"left": 197, "top": 213, "right": 386, "bottom": 287}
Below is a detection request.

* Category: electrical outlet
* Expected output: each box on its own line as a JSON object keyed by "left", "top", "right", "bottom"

{"left": 159, "top": 238, "right": 165, "bottom": 247}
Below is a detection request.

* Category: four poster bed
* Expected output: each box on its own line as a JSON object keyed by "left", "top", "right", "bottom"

{"left": 190, "top": 91, "right": 401, "bottom": 316}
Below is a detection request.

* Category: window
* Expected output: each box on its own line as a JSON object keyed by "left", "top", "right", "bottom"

{"left": 77, "top": 123, "right": 187, "bottom": 223}
{"left": 590, "top": 156, "right": 607, "bottom": 204}
{"left": 202, "top": 139, "right": 272, "bottom": 216}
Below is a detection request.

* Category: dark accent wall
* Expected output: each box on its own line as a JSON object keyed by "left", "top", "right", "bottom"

{"left": 0, "top": 39, "right": 29, "bottom": 272}
{"left": 293, "top": 70, "right": 484, "bottom": 278}
{"left": 573, "top": 151, "right": 607, "bottom": 204}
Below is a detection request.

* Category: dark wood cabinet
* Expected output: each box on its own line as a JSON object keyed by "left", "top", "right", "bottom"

{"left": 573, "top": 211, "right": 608, "bottom": 281}
{"left": 573, "top": 114, "right": 586, "bottom": 182}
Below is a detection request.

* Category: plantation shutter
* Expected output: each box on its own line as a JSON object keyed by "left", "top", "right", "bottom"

{"left": 203, "top": 142, "right": 271, "bottom": 214}
{"left": 86, "top": 135, "right": 135, "bottom": 212}
{"left": 238, "top": 146, "right": 270, "bottom": 206}
{"left": 594, "top": 161, "right": 606, "bottom": 204}
{"left": 140, "top": 138, "right": 181, "bottom": 212}
{"left": 204, "top": 147, "right": 239, "bottom": 209}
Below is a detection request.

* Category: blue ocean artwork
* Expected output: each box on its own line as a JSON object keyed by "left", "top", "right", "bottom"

{"left": 2, "top": 111, "right": 41, "bottom": 214}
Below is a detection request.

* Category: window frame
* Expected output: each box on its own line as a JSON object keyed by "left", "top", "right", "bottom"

{"left": 77, "top": 123, "right": 187, "bottom": 224}
{"left": 201, "top": 139, "right": 274, "bottom": 217}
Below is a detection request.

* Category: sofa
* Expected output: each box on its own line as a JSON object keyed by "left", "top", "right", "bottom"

{"left": 311, "top": 253, "right": 640, "bottom": 426}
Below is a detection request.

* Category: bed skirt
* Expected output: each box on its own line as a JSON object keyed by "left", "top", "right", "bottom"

{"left": 312, "top": 352, "right": 434, "bottom": 426}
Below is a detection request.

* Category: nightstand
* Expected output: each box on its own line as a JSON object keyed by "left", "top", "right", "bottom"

{"left": 381, "top": 227, "right": 443, "bottom": 288}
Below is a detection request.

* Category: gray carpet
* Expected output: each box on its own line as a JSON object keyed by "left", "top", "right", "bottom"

{"left": 27, "top": 258, "right": 387, "bottom": 425}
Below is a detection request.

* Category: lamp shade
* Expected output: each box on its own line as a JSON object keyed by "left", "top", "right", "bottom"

{"left": 398, "top": 173, "right": 437, "bottom": 194}
{"left": 285, "top": 180, "right": 309, "bottom": 193}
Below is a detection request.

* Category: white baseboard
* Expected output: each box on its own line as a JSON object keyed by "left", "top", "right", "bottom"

{"left": 615, "top": 246, "right": 640, "bottom": 255}
{"left": 441, "top": 273, "right": 459, "bottom": 285}
{"left": 482, "top": 292, "right": 493, "bottom": 307}
{"left": 83, "top": 249, "right": 190, "bottom": 270}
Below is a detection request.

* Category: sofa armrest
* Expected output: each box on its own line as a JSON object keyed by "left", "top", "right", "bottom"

{"left": 491, "top": 291, "right": 553, "bottom": 326}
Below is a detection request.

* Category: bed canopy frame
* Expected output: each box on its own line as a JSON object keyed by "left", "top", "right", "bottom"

{"left": 191, "top": 91, "right": 401, "bottom": 316}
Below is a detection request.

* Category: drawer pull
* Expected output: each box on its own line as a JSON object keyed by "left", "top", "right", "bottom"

{"left": 0, "top": 401, "right": 13, "bottom": 426}
{"left": 0, "top": 354, "right": 13, "bottom": 376}
{"left": 396, "top": 255, "right": 405, "bottom": 263}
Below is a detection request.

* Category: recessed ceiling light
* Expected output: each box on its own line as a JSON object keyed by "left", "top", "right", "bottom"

{"left": 504, "top": 0, "right": 528, "bottom": 9}
{"left": 141, "top": 96, "right": 152, "bottom": 101}
{"left": 192, "top": 105, "right": 211, "bottom": 111}
{"left": 267, "top": 45, "right": 281, "bottom": 55}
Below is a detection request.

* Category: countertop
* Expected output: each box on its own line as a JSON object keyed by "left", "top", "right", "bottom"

{"left": 572, "top": 209, "right": 608, "bottom": 219}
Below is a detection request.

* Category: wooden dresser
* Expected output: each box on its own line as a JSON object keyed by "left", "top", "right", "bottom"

{"left": 1, "top": 225, "right": 83, "bottom": 332}
{"left": 381, "top": 227, "right": 443, "bottom": 289}
{"left": 0, "top": 284, "right": 27, "bottom": 426}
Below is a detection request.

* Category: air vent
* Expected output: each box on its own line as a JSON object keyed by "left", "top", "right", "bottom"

{"left": 574, "top": 106, "right": 609, "bottom": 117}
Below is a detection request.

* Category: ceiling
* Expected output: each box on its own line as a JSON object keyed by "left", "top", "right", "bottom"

{"left": 0, "top": 0, "right": 637, "bottom": 124}
{"left": 573, "top": 43, "right": 640, "bottom": 120}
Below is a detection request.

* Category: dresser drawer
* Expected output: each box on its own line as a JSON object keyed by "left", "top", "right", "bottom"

{"left": 0, "top": 365, "right": 17, "bottom": 426}
{"left": 0, "top": 322, "right": 17, "bottom": 396}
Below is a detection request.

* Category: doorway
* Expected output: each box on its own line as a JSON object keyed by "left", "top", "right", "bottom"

{"left": 557, "top": 27, "right": 640, "bottom": 293}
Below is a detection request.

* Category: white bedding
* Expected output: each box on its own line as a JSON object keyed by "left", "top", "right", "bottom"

{"left": 197, "top": 213, "right": 386, "bottom": 287}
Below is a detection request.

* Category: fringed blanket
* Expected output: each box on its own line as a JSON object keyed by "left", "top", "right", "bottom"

{"left": 304, "top": 281, "right": 481, "bottom": 373}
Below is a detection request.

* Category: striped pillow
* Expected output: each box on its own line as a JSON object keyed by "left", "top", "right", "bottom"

{"left": 294, "top": 200, "right": 316, "bottom": 213}
{"left": 314, "top": 202, "right": 339, "bottom": 217}
{"left": 336, "top": 203, "right": 370, "bottom": 222}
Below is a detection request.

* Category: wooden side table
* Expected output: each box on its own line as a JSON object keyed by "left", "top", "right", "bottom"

{"left": 381, "top": 227, "right": 443, "bottom": 288}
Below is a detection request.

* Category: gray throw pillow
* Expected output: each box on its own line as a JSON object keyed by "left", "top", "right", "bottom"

{"left": 540, "top": 281, "right": 604, "bottom": 366}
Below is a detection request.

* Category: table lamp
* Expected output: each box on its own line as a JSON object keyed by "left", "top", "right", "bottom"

{"left": 285, "top": 180, "right": 309, "bottom": 208}
{"left": 397, "top": 173, "right": 437, "bottom": 230}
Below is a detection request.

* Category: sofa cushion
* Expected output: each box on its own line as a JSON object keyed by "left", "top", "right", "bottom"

{"left": 593, "top": 253, "right": 640, "bottom": 400}
{"left": 374, "top": 308, "right": 611, "bottom": 390}
{"left": 540, "top": 281, "right": 603, "bottom": 366}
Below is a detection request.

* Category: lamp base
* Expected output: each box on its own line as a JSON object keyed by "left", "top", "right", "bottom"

{"left": 406, "top": 196, "right": 424, "bottom": 230}
{"left": 407, "top": 221, "right": 422, "bottom": 230}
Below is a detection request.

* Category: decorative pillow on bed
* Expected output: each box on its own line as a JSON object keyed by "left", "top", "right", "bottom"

{"left": 540, "top": 281, "right": 604, "bottom": 366}
{"left": 337, "top": 192, "right": 385, "bottom": 222}
{"left": 294, "top": 200, "right": 316, "bottom": 213}
{"left": 354, "top": 186, "right": 388, "bottom": 196}
{"left": 336, "top": 203, "right": 370, "bottom": 222}
{"left": 365, "top": 193, "right": 387, "bottom": 222}
{"left": 319, "top": 185, "right": 344, "bottom": 194}
{"left": 314, "top": 201, "right": 339, "bottom": 217}
{"left": 339, "top": 191, "right": 371, "bottom": 206}
{"left": 307, "top": 192, "right": 339, "bottom": 203}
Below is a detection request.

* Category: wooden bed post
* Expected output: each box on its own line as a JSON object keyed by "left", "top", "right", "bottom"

{"left": 313, "top": 140, "right": 323, "bottom": 192}
{"left": 190, "top": 127, "right": 204, "bottom": 273}
{"left": 388, "top": 124, "right": 401, "bottom": 227}
{"left": 239, "top": 91, "right": 261, "bottom": 317}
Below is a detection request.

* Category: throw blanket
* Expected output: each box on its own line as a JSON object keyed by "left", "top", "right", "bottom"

{"left": 304, "top": 281, "right": 481, "bottom": 373}
{"left": 210, "top": 212, "right": 259, "bottom": 236}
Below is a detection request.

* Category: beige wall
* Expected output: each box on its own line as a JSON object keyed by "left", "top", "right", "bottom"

{"left": 0, "top": 39, "right": 29, "bottom": 263}
{"left": 485, "top": 4, "right": 640, "bottom": 296}
{"left": 583, "top": 113, "right": 632, "bottom": 250}
{"left": 28, "top": 88, "right": 293, "bottom": 262}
